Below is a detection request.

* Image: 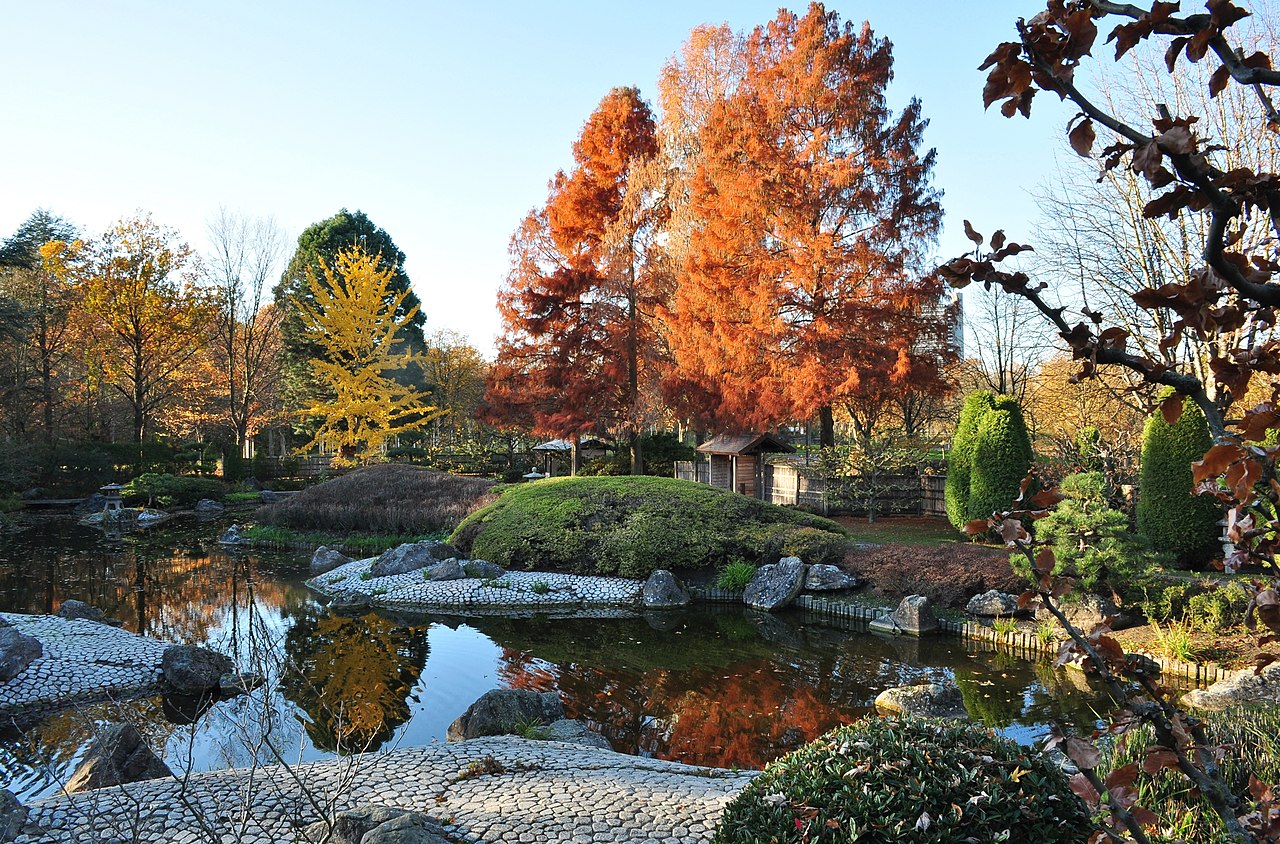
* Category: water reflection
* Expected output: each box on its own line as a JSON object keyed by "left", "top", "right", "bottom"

{"left": 0, "top": 516, "right": 1108, "bottom": 801}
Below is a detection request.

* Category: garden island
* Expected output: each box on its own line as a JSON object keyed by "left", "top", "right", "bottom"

{"left": 2, "top": 2, "right": 1280, "bottom": 843}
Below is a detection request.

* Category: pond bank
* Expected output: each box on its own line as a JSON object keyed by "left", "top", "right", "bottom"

{"left": 15, "top": 735, "right": 757, "bottom": 844}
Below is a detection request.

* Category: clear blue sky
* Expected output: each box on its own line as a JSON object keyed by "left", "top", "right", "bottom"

{"left": 0, "top": 2, "right": 1073, "bottom": 356}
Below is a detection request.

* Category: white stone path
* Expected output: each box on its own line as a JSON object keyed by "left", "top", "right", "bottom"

{"left": 17, "top": 736, "right": 758, "bottom": 843}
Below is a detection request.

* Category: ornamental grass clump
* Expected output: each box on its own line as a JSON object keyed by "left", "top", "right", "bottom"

{"left": 714, "top": 716, "right": 1091, "bottom": 844}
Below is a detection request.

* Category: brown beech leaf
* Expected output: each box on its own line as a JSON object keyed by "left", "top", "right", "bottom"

{"left": 1017, "top": 590, "right": 1037, "bottom": 609}
{"left": 1249, "top": 774, "right": 1275, "bottom": 803}
{"left": 1069, "top": 118, "right": 1096, "bottom": 156}
{"left": 1000, "top": 518, "right": 1029, "bottom": 545}
{"left": 1209, "top": 64, "right": 1232, "bottom": 98}
{"left": 963, "top": 518, "right": 991, "bottom": 536}
{"left": 1106, "top": 763, "right": 1139, "bottom": 789}
{"left": 1255, "top": 653, "right": 1279, "bottom": 675}
{"left": 1157, "top": 125, "right": 1196, "bottom": 155}
{"left": 1165, "top": 36, "right": 1189, "bottom": 72}
{"left": 964, "top": 219, "right": 983, "bottom": 245}
{"left": 1065, "top": 737, "right": 1101, "bottom": 769}
{"left": 1035, "top": 547, "right": 1056, "bottom": 576}
{"left": 1031, "top": 489, "right": 1067, "bottom": 508}
{"left": 1161, "top": 393, "right": 1185, "bottom": 425}
{"left": 1130, "top": 807, "right": 1159, "bottom": 828}
{"left": 1192, "top": 443, "right": 1245, "bottom": 484}
{"left": 1069, "top": 772, "right": 1100, "bottom": 805}
{"left": 1142, "top": 747, "right": 1180, "bottom": 775}
{"left": 990, "top": 230, "right": 1006, "bottom": 251}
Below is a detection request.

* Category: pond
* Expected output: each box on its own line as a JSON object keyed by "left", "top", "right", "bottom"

{"left": 0, "top": 515, "right": 1107, "bottom": 801}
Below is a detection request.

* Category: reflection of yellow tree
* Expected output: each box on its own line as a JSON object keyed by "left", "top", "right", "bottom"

{"left": 281, "top": 610, "right": 429, "bottom": 753}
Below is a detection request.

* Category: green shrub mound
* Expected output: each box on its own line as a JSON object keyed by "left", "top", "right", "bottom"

{"left": 1137, "top": 395, "right": 1220, "bottom": 567}
{"left": 122, "top": 473, "right": 224, "bottom": 507}
{"left": 714, "top": 717, "right": 1091, "bottom": 844}
{"left": 968, "top": 395, "right": 1033, "bottom": 524}
{"left": 1141, "top": 579, "right": 1250, "bottom": 632}
{"left": 257, "top": 464, "right": 496, "bottom": 534}
{"left": 450, "top": 475, "right": 848, "bottom": 578}
{"left": 945, "top": 391, "right": 996, "bottom": 530}
{"left": 1015, "top": 471, "right": 1159, "bottom": 599}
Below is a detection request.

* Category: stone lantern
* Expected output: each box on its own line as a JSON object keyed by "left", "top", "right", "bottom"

{"left": 99, "top": 483, "right": 125, "bottom": 517}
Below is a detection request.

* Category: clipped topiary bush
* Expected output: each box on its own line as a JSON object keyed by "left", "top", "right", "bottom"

{"left": 122, "top": 473, "right": 225, "bottom": 507}
{"left": 968, "top": 395, "right": 1033, "bottom": 524}
{"left": 715, "top": 716, "right": 1091, "bottom": 844}
{"left": 1137, "top": 395, "right": 1220, "bottom": 567}
{"left": 945, "top": 391, "right": 996, "bottom": 530}
{"left": 451, "top": 476, "right": 848, "bottom": 578}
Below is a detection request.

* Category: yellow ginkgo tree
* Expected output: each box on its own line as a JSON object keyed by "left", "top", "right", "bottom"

{"left": 295, "top": 245, "right": 443, "bottom": 464}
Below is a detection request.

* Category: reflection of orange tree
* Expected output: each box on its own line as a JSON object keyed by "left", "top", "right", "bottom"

{"left": 497, "top": 647, "right": 852, "bottom": 769}
{"left": 280, "top": 610, "right": 429, "bottom": 753}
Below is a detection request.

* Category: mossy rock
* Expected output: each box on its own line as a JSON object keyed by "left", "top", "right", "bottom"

{"left": 450, "top": 476, "right": 847, "bottom": 578}
{"left": 715, "top": 716, "right": 1091, "bottom": 844}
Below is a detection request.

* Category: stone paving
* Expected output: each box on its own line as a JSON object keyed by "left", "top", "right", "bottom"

{"left": 308, "top": 558, "right": 646, "bottom": 613}
{"left": 0, "top": 614, "right": 167, "bottom": 726}
{"left": 17, "top": 735, "right": 758, "bottom": 843}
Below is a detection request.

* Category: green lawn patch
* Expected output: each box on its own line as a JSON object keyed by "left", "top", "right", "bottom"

{"left": 833, "top": 515, "right": 963, "bottom": 547}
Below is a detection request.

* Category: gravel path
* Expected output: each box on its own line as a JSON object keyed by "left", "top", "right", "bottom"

{"left": 17, "top": 735, "right": 757, "bottom": 843}
{"left": 0, "top": 614, "right": 167, "bottom": 726}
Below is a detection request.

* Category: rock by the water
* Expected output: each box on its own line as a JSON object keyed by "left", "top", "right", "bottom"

{"left": 642, "top": 570, "right": 690, "bottom": 609}
{"left": 0, "top": 628, "right": 42, "bottom": 682}
{"left": 193, "top": 498, "right": 224, "bottom": 515}
{"left": 869, "top": 594, "right": 938, "bottom": 636}
{"left": 1184, "top": 662, "right": 1280, "bottom": 711}
{"left": 1035, "top": 592, "right": 1132, "bottom": 631}
{"left": 463, "top": 559, "right": 505, "bottom": 579}
{"left": 425, "top": 558, "right": 466, "bottom": 582}
{"left": 446, "top": 689, "right": 564, "bottom": 741}
{"left": 56, "top": 600, "right": 123, "bottom": 627}
{"left": 370, "top": 540, "right": 460, "bottom": 578}
{"left": 803, "top": 564, "right": 859, "bottom": 592}
{"left": 219, "top": 672, "right": 263, "bottom": 696}
{"left": 310, "top": 545, "right": 353, "bottom": 575}
{"left": 743, "top": 557, "right": 807, "bottom": 612}
{"left": 874, "top": 682, "right": 968, "bottom": 719}
{"left": 160, "top": 644, "right": 233, "bottom": 695}
{"left": 63, "top": 723, "right": 174, "bottom": 793}
{"left": 966, "top": 590, "right": 1020, "bottom": 618}
{"left": 545, "top": 719, "right": 611, "bottom": 749}
{"left": 73, "top": 494, "right": 107, "bottom": 516}
{"left": 0, "top": 789, "right": 26, "bottom": 843}
{"left": 218, "top": 524, "right": 253, "bottom": 545}
{"left": 260, "top": 489, "right": 284, "bottom": 503}
{"left": 302, "top": 806, "right": 451, "bottom": 844}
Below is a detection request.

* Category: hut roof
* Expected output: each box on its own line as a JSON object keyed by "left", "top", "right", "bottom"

{"left": 695, "top": 433, "right": 794, "bottom": 456}
{"left": 532, "top": 438, "right": 610, "bottom": 453}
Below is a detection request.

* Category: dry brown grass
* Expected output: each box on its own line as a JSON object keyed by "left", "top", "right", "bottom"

{"left": 256, "top": 464, "right": 497, "bottom": 534}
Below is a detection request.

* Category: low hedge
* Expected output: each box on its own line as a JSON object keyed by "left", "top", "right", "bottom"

{"left": 450, "top": 476, "right": 848, "bottom": 578}
{"left": 715, "top": 716, "right": 1091, "bottom": 844}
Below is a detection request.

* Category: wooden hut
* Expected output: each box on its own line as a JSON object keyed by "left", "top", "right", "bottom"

{"left": 532, "top": 437, "right": 610, "bottom": 476}
{"left": 695, "top": 433, "right": 794, "bottom": 498}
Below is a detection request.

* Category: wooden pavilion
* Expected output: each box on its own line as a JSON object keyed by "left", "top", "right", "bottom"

{"left": 695, "top": 433, "right": 794, "bottom": 498}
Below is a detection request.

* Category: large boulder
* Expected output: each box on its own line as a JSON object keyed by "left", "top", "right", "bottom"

{"left": 446, "top": 689, "right": 564, "bottom": 741}
{"left": 463, "top": 559, "right": 505, "bottom": 580}
{"left": 301, "top": 807, "right": 451, "bottom": 844}
{"left": 1184, "top": 662, "right": 1280, "bottom": 711}
{"left": 642, "top": 570, "right": 690, "bottom": 609}
{"left": 73, "top": 493, "right": 107, "bottom": 516}
{"left": 0, "top": 789, "right": 27, "bottom": 843}
{"left": 869, "top": 594, "right": 938, "bottom": 636}
{"left": 193, "top": 498, "right": 224, "bottom": 516}
{"left": 803, "top": 564, "right": 859, "bottom": 591}
{"left": 63, "top": 723, "right": 174, "bottom": 793}
{"left": 0, "top": 628, "right": 42, "bottom": 682}
{"left": 425, "top": 558, "right": 465, "bottom": 581}
{"left": 310, "top": 545, "right": 353, "bottom": 575}
{"left": 1035, "top": 592, "right": 1134, "bottom": 631}
{"left": 966, "top": 589, "right": 1020, "bottom": 618}
{"left": 743, "top": 557, "right": 808, "bottom": 612}
{"left": 545, "top": 719, "right": 612, "bottom": 749}
{"left": 160, "top": 645, "right": 233, "bottom": 696}
{"left": 56, "top": 600, "right": 122, "bottom": 627}
{"left": 370, "top": 540, "right": 460, "bottom": 578}
{"left": 874, "top": 682, "right": 968, "bottom": 719}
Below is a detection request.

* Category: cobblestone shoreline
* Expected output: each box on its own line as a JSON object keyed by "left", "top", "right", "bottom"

{"left": 308, "top": 558, "right": 646, "bottom": 613}
{"left": 0, "top": 614, "right": 167, "bottom": 726}
{"left": 18, "top": 735, "right": 757, "bottom": 843}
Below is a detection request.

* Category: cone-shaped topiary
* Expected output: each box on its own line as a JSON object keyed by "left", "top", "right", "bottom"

{"left": 1137, "top": 395, "right": 1220, "bottom": 567}
{"left": 714, "top": 716, "right": 1092, "bottom": 844}
{"left": 968, "top": 395, "right": 1033, "bottom": 523}
{"left": 945, "top": 391, "right": 996, "bottom": 530}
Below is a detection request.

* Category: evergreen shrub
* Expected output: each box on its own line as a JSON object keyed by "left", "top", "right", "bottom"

{"left": 967, "top": 395, "right": 1033, "bottom": 525}
{"left": 945, "top": 391, "right": 995, "bottom": 530}
{"left": 714, "top": 717, "right": 1091, "bottom": 844}
{"left": 1136, "top": 395, "right": 1219, "bottom": 567}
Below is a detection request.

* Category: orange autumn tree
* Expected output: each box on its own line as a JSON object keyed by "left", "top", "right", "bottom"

{"left": 486, "top": 87, "right": 668, "bottom": 473}
{"left": 663, "top": 3, "right": 946, "bottom": 446}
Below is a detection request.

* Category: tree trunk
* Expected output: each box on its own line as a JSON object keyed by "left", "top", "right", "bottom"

{"left": 630, "top": 431, "right": 642, "bottom": 475}
{"left": 819, "top": 405, "right": 835, "bottom": 448}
